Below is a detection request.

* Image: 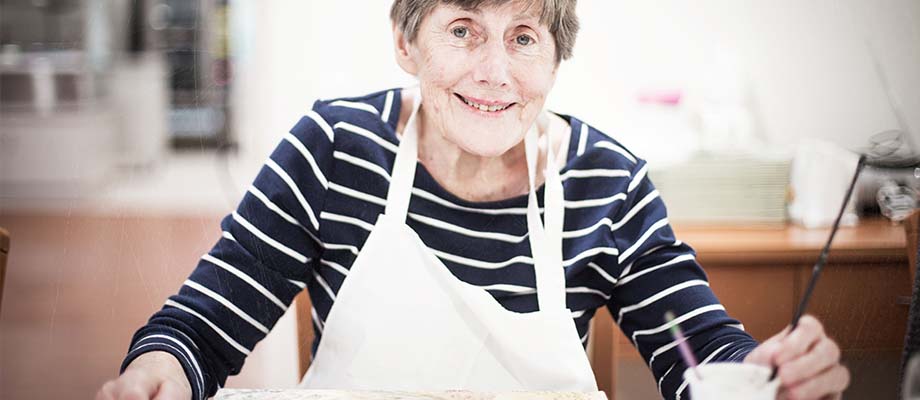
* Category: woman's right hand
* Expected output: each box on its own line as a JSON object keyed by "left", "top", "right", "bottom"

{"left": 96, "top": 351, "right": 192, "bottom": 400}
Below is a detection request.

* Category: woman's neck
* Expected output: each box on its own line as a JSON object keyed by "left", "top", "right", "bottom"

{"left": 420, "top": 105, "right": 534, "bottom": 200}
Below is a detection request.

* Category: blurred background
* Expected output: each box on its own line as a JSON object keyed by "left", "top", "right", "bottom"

{"left": 0, "top": 0, "right": 918, "bottom": 399}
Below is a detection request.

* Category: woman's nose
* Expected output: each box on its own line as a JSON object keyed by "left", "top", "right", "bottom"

{"left": 472, "top": 41, "right": 512, "bottom": 89}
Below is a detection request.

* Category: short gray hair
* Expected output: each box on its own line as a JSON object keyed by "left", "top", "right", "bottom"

{"left": 390, "top": 0, "right": 579, "bottom": 62}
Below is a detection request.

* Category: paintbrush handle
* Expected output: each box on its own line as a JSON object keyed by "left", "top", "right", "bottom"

{"left": 768, "top": 155, "right": 866, "bottom": 381}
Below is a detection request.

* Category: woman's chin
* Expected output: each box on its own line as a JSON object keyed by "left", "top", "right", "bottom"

{"left": 455, "top": 138, "right": 520, "bottom": 158}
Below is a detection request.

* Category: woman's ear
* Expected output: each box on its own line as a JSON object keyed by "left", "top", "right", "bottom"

{"left": 393, "top": 24, "right": 418, "bottom": 76}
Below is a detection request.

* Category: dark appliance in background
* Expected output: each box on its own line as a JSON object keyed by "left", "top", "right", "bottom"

{"left": 137, "top": 0, "right": 233, "bottom": 149}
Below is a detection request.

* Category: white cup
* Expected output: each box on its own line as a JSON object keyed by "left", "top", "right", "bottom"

{"left": 683, "top": 363, "right": 780, "bottom": 399}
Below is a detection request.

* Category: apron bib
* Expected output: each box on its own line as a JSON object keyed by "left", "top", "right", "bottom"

{"left": 300, "top": 88, "right": 597, "bottom": 392}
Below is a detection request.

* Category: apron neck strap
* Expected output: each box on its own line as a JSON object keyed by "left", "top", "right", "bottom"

{"left": 524, "top": 115, "right": 567, "bottom": 312}
{"left": 384, "top": 87, "right": 423, "bottom": 220}
{"left": 385, "top": 87, "right": 567, "bottom": 312}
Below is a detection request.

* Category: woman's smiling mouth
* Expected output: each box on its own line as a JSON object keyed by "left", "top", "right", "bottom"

{"left": 454, "top": 93, "right": 516, "bottom": 114}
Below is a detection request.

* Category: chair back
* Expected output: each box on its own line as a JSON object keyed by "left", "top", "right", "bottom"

{"left": 0, "top": 227, "right": 9, "bottom": 314}
{"left": 902, "top": 211, "right": 920, "bottom": 391}
{"left": 295, "top": 290, "right": 315, "bottom": 379}
{"left": 908, "top": 211, "right": 919, "bottom": 284}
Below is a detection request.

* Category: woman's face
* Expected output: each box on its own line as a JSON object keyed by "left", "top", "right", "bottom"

{"left": 397, "top": 1, "right": 559, "bottom": 157}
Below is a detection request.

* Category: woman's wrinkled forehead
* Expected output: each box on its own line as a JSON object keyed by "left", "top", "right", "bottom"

{"left": 392, "top": 0, "right": 579, "bottom": 61}
{"left": 401, "top": 0, "right": 554, "bottom": 40}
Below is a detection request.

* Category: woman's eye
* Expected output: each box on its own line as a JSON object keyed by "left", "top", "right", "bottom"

{"left": 451, "top": 26, "right": 469, "bottom": 38}
{"left": 515, "top": 34, "right": 534, "bottom": 46}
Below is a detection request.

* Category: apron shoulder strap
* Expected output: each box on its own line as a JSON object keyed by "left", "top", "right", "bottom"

{"left": 525, "top": 119, "right": 567, "bottom": 312}
{"left": 384, "top": 88, "right": 423, "bottom": 222}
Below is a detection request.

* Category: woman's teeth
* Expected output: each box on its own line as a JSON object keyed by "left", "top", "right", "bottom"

{"left": 460, "top": 96, "right": 510, "bottom": 112}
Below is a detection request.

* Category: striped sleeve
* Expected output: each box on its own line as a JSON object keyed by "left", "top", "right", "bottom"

{"left": 604, "top": 159, "right": 759, "bottom": 400}
{"left": 120, "top": 106, "right": 336, "bottom": 399}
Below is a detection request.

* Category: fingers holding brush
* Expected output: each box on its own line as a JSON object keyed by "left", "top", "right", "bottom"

{"left": 746, "top": 315, "right": 848, "bottom": 400}
{"left": 779, "top": 364, "right": 850, "bottom": 400}
{"left": 774, "top": 315, "right": 825, "bottom": 368}
{"left": 744, "top": 325, "right": 790, "bottom": 367}
{"left": 778, "top": 333, "right": 841, "bottom": 386}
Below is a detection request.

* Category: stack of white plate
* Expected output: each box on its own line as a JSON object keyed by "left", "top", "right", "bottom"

{"left": 648, "top": 152, "right": 792, "bottom": 224}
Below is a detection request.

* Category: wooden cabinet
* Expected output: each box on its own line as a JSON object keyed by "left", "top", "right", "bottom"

{"left": 592, "top": 219, "right": 911, "bottom": 399}
{"left": 687, "top": 219, "right": 909, "bottom": 349}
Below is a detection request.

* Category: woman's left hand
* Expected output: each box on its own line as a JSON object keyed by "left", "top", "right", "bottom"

{"left": 744, "top": 315, "right": 850, "bottom": 400}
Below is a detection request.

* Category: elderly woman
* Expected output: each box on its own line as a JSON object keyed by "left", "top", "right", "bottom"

{"left": 98, "top": 1, "right": 850, "bottom": 399}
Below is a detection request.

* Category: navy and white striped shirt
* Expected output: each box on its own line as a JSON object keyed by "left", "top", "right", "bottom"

{"left": 121, "top": 88, "right": 757, "bottom": 400}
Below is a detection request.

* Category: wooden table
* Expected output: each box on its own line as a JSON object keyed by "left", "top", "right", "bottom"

{"left": 214, "top": 389, "right": 607, "bottom": 400}
{"left": 591, "top": 218, "right": 911, "bottom": 399}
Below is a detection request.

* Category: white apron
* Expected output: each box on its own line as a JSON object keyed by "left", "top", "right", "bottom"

{"left": 300, "top": 89, "right": 597, "bottom": 392}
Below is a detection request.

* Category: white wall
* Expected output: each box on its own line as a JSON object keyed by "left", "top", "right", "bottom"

{"left": 551, "top": 0, "right": 920, "bottom": 158}
{"left": 232, "top": 0, "right": 919, "bottom": 167}
{"left": 231, "top": 1, "right": 414, "bottom": 168}
{"left": 225, "top": 0, "right": 920, "bottom": 388}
